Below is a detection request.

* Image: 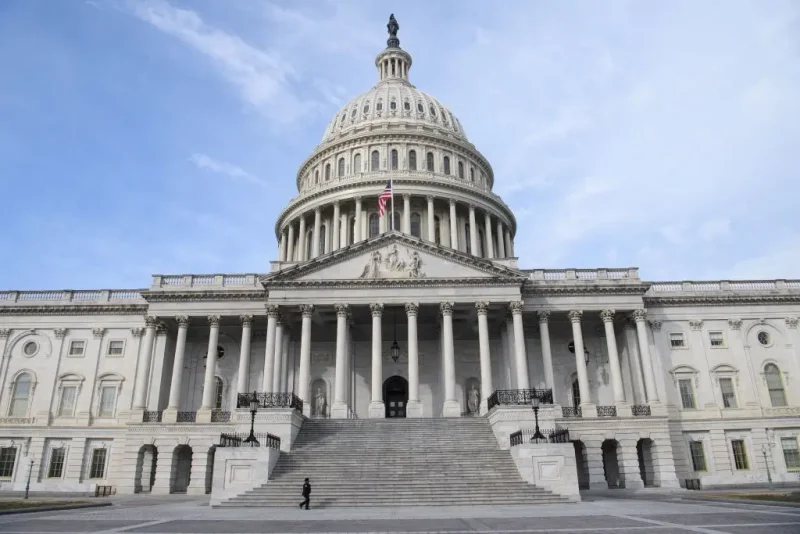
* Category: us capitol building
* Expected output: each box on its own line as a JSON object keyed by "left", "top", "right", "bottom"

{"left": 1, "top": 17, "right": 798, "bottom": 501}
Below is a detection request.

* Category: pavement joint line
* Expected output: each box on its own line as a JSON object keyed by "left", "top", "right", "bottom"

{"left": 94, "top": 519, "right": 172, "bottom": 534}
{"left": 612, "top": 513, "right": 727, "bottom": 534}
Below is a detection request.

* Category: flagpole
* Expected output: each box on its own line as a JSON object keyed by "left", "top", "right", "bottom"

{"left": 390, "top": 178, "right": 395, "bottom": 231}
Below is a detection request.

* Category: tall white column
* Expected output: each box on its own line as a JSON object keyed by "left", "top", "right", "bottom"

{"left": 505, "top": 314, "right": 517, "bottom": 389}
{"left": 440, "top": 302, "right": 460, "bottom": 416}
{"left": 484, "top": 212, "right": 495, "bottom": 259}
{"left": 262, "top": 306, "right": 278, "bottom": 392}
{"left": 279, "top": 232, "right": 287, "bottom": 262}
{"left": 468, "top": 205, "right": 478, "bottom": 255}
{"left": 165, "top": 316, "right": 189, "bottom": 413}
{"left": 496, "top": 220, "right": 506, "bottom": 258}
{"left": 426, "top": 196, "right": 435, "bottom": 243}
{"left": 368, "top": 304, "right": 384, "bottom": 418}
{"left": 200, "top": 315, "right": 221, "bottom": 410}
{"left": 331, "top": 304, "right": 349, "bottom": 418}
{"left": 538, "top": 311, "right": 555, "bottom": 392}
{"left": 569, "top": 310, "right": 592, "bottom": 409}
{"left": 476, "top": 302, "right": 493, "bottom": 414}
{"left": 332, "top": 201, "right": 341, "bottom": 252}
{"left": 354, "top": 197, "right": 362, "bottom": 242}
{"left": 633, "top": 309, "right": 659, "bottom": 402}
{"left": 133, "top": 317, "right": 157, "bottom": 410}
{"left": 272, "top": 318, "right": 284, "bottom": 392}
{"left": 236, "top": 315, "right": 253, "bottom": 396}
{"left": 504, "top": 229, "right": 513, "bottom": 257}
{"left": 449, "top": 200, "right": 458, "bottom": 250}
{"left": 286, "top": 223, "right": 295, "bottom": 261}
{"left": 509, "top": 302, "right": 530, "bottom": 390}
{"left": 601, "top": 310, "right": 626, "bottom": 405}
{"left": 297, "top": 305, "right": 314, "bottom": 417}
{"left": 279, "top": 330, "right": 290, "bottom": 393}
{"left": 298, "top": 216, "right": 307, "bottom": 261}
{"left": 312, "top": 208, "right": 321, "bottom": 259}
{"left": 402, "top": 194, "right": 411, "bottom": 234}
{"left": 406, "top": 302, "right": 423, "bottom": 417}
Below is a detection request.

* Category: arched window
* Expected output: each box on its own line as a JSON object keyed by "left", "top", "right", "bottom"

{"left": 371, "top": 150, "right": 380, "bottom": 171}
{"left": 404, "top": 101, "right": 410, "bottom": 111}
{"left": 765, "top": 364, "right": 787, "bottom": 407}
{"left": 319, "top": 224, "right": 327, "bottom": 256}
{"left": 305, "top": 230, "right": 313, "bottom": 260}
{"left": 571, "top": 378, "right": 581, "bottom": 407}
{"left": 391, "top": 149, "right": 398, "bottom": 170}
{"left": 465, "top": 223, "right": 472, "bottom": 254}
{"left": 410, "top": 213, "right": 421, "bottom": 238}
{"left": 426, "top": 152, "right": 434, "bottom": 172}
{"left": 458, "top": 161, "right": 464, "bottom": 179}
{"left": 9, "top": 373, "right": 32, "bottom": 417}
{"left": 470, "top": 167, "right": 475, "bottom": 182}
{"left": 353, "top": 153, "right": 361, "bottom": 173}
{"left": 434, "top": 216, "right": 442, "bottom": 246}
{"left": 315, "top": 170, "right": 319, "bottom": 184}
{"left": 429, "top": 104, "right": 437, "bottom": 117}
{"left": 337, "top": 157, "right": 345, "bottom": 177}
{"left": 417, "top": 102, "right": 424, "bottom": 113}
{"left": 408, "top": 150, "right": 417, "bottom": 171}
{"left": 369, "top": 213, "right": 379, "bottom": 238}
{"left": 325, "top": 163, "right": 331, "bottom": 181}
{"left": 214, "top": 377, "right": 224, "bottom": 409}
{"left": 390, "top": 100, "right": 397, "bottom": 110}
{"left": 443, "top": 156, "right": 451, "bottom": 175}
{"left": 393, "top": 212, "right": 401, "bottom": 233}
{"left": 478, "top": 229, "right": 485, "bottom": 257}
{"left": 363, "top": 102, "right": 370, "bottom": 113}
{"left": 376, "top": 101, "right": 383, "bottom": 111}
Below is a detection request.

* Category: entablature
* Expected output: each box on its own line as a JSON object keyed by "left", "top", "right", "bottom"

{"left": 645, "top": 279, "right": 800, "bottom": 307}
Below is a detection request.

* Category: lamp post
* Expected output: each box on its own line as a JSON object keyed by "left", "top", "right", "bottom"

{"left": 244, "top": 391, "right": 260, "bottom": 447}
{"left": 762, "top": 443, "right": 773, "bottom": 490}
{"left": 530, "top": 395, "right": 545, "bottom": 442}
{"left": 24, "top": 457, "right": 33, "bottom": 500}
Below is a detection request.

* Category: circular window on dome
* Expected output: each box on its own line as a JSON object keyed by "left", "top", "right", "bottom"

{"left": 217, "top": 345, "right": 225, "bottom": 359}
{"left": 404, "top": 101, "right": 410, "bottom": 110}
{"left": 757, "top": 331, "right": 771, "bottom": 347}
{"left": 23, "top": 341, "right": 38, "bottom": 357}
{"left": 376, "top": 101, "right": 383, "bottom": 111}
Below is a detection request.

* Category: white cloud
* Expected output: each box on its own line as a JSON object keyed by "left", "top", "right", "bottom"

{"left": 189, "top": 153, "right": 265, "bottom": 187}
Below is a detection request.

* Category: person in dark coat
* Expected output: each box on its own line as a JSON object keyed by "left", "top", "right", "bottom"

{"left": 299, "top": 478, "right": 311, "bottom": 510}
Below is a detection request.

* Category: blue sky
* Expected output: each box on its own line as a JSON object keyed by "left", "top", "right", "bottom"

{"left": 1, "top": 0, "right": 799, "bottom": 290}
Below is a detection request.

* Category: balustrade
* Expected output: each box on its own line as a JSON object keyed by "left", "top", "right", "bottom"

{"left": 596, "top": 405, "right": 617, "bottom": 417}
{"left": 509, "top": 427, "right": 570, "bottom": 447}
{"left": 219, "top": 432, "right": 281, "bottom": 450}
{"left": 237, "top": 392, "right": 303, "bottom": 412}
{"left": 631, "top": 405, "right": 652, "bottom": 416}
{"left": 143, "top": 411, "right": 163, "bottom": 423}
{"left": 487, "top": 388, "right": 553, "bottom": 411}
{"left": 561, "top": 407, "right": 582, "bottom": 418}
{"left": 176, "top": 411, "right": 197, "bottom": 423}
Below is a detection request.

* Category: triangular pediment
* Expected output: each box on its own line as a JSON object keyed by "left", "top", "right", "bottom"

{"left": 264, "top": 232, "right": 525, "bottom": 284}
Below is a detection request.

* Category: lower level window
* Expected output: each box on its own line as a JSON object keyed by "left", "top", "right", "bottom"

{"left": 0, "top": 447, "right": 17, "bottom": 478}
{"left": 89, "top": 449, "right": 107, "bottom": 479}
{"left": 48, "top": 448, "right": 66, "bottom": 478}
{"left": 782, "top": 437, "right": 800, "bottom": 470}
{"left": 689, "top": 441, "right": 707, "bottom": 472}
{"left": 678, "top": 379, "right": 696, "bottom": 409}
{"left": 731, "top": 440, "right": 749, "bottom": 470}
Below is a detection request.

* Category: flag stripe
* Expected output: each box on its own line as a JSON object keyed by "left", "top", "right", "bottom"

{"left": 377, "top": 181, "right": 392, "bottom": 217}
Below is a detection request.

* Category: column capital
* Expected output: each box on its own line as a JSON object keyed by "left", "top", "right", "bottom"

{"left": 537, "top": 310, "right": 550, "bottom": 324}
{"left": 156, "top": 322, "right": 169, "bottom": 335}
{"left": 406, "top": 302, "right": 420, "bottom": 316}
{"left": 130, "top": 327, "right": 143, "bottom": 338}
{"left": 600, "top": 309, "right": 615, "bottom": 323}
{"left": 314, "top": 206, "right": 321, "bottom": 214}
{"left": 370, "top": 303, "right": 384, "bottom": 317}
{"left": 266, "top": 304, "right": 280, "bottom": 318}
{"left": 449, "top": 198, "right": 456, "bottom": 207}
{"left": 468, "top": 204, "right": 476, "bottom": 212}
{"left": 632, "top": 308, "right": 647, "bottom": 322}
{"left": 568, "top": 310, "right": 583, "bottom": 323}
{"left": 176, "top": 315, "right": 189, "bottom": 326}
{"left": 475, "top": 301, "right": 490, "bottom": 315}
{"left": 276, "top": 314, "right": 285, "bottom": 326}
{"left": 402, "top": 193, "right": 411, "bottom": 200}
{"left": 508, "top": 301, "right": 524, "bottom": 315}
{"left": 92, "top": 328, "right": 106, "bottom": 339}
{"left": 649, "top": 320, "right": 664, "bottom": 331}
{"left": 333, "top": 200, "right": 340, "bottom": 207}
{"left": 144, "top": 316, "right": 159, "bottom": 328}
{"left": 240, "top": 314, "right": 253, "bottom": 327}
{"left": 300, "top": 304, "right": 314, "bottom": 318}
{"left": 54, "top": 328, "right": 68, "bottom": 339}
{"left": 426, "top": 195, "right": 434, "bottom": 202}
{"left": 785, "top": 317, "right": 798, "bottom": 329}
{"left": 354, "top": 196, "right": 362, "bottom": 202}
{"left": 439, "top": 302, "right": 453, "bottom": 316}
{"left": 334, "top": 303, "right": 349, "bottom": 317}
{"left": 208, "top": 315, "right": 221, "bottom": 326}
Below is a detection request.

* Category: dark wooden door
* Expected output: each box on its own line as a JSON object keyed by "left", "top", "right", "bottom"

{"left": 383, "top": 376, "right": 408, "bottom": 418}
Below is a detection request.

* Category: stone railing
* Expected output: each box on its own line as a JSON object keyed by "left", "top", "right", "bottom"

{"left": 0, "top": 417, "right": 36, "bottom": 425}
{"left": 0, "top": 290, "right": 145, "bottom": 305}
{"left": 649, "top": 280, "right": 800, "bottom": 293}
{"left": 150, "top": 274, "right": 262, "bottom": 290}
{"left": 526, "top": 268, "right": 639, "bottom": 281}
{"left": 597, "top": 405, "right": 617, "bottom": 417}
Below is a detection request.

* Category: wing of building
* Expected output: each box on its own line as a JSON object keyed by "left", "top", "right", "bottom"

{"left": 1, "top": 17, "right": 799, "bottom": 500}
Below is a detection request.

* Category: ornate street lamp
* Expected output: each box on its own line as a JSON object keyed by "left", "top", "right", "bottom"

{"left": 391, "top": 307, "right": 400, "bottom": 363}
{"left": 530, "top": 396, "right": 545, "bottom": 441}
{"left": 244, "top": 391, "right": 260, "bottom": 447}
{"left": 762, "top": 443, "right": 773, "bottom": 490}
{"left": 24, "top": 457, "right": 34, "bottom": 500}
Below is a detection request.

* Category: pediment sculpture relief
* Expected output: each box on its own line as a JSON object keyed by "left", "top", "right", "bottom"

{"left": 360, "top": 244, "right": 426, "bottom": 279}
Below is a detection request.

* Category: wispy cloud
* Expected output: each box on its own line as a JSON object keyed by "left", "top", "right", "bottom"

{"left": 189, "top": 153, "right": 265, "bottom": 187}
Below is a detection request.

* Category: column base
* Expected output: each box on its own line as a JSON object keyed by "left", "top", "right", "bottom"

{"left": 614, "top": 402, "right": 631, "bottom": 418}
{"left": 368, "top": 402, "right": 385, "bottom": 418}
{"left": 331, "top": 402, "right": 349, "bottom": 419}
{"left": 442, "top": 399, "right": 461, "bottom": 418}
{"left": 128, "top": 409, "right": 145, "bottom": 423}
{"left": 406, "top": 400, "right": 424, "bottom": 418}
{"left": 579, "top": 403, "right": 597, "bottom": 418}
{"left": 196, "top": 408, "right": 212, "bottom": 423}
{"left": 649, "top": 402, "right": 668, "bottom": 417}
{"left": 162, "top": 408, "right": 178, "bottom": 423}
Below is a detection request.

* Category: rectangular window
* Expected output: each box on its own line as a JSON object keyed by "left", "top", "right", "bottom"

{"left": 731, "top": 439, "right": 749, "bottom": 470}
{"left": 678, "top": 379, "right": 696, "bottom": 409}
{"left": 709, "top": 331, "right": 725, "bottom": 347}
{"left": 670, "top": 333, "right": 685, "bottom": 348}
{"left": 47, "top": 448, "right": 66, "bottom": 478}
{"left": 58, "top": 386, "right": 78, "bottom": 417}
{"left": 98, "top": 386, "right": 116, "bottom": 417}
{"left": 782, "top": 437, "right": 800, "bottom": 470}
{"left": 107, "top": 340, "right": 124, "bottom": 357}
{"left": 689, "top": 441, "right": 707, "bottom": 472}
{"left": 89, "top": 449, "right": 107, "bottom": 479}
{"left": 68, "top": 340, "right": 86, "bottom": 357}
{"left": 0, "top": 447, "right": 17, "bottom": 478}
{"left": 719, "top": 378, "right": 737, "bottom": 408}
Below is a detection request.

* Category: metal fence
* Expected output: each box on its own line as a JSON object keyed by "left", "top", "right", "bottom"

{"left": 237, "top": 392, "right": 303, "bottom": 413}
{"left": 219, "top": 432, "right": 281, "bottom": 450}
{"left": 487, "top": 388, "right": 554, "bottom": 411}
{"left": 509, "top": 427, "right": 571, "bottom": 447}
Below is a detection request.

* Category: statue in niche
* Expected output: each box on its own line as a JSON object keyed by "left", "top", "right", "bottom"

{"left": 467, "top": 383, "right": 481, "bottom": 414}
{"left": 312, "top": 384, "right": 328, "bottom": 418}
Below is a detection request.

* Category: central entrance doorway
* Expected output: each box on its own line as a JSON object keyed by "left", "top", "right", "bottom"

{"left": 383, "top": 376, "right": 408, "bottom": 418}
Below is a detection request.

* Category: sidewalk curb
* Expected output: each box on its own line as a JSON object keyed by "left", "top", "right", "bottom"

{"left": 681, "top": 495, "right": 800, "bottom": 509}
{"left": 0, "top": 501, "right": 113, "bottom": 516}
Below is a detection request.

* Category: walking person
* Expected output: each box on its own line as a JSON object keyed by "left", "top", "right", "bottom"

{"left": 299, "top": 477, "right": 311, "bottom": 510}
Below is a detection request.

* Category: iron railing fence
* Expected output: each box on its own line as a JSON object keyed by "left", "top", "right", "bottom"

{"left": 632, "top": 405, "right": 652, "bottom": 416}
{"left": 176, "top": 411, "right": 197, "bottom": 423}
{"left": 597, "top": 405, "right": 618, "bottom": 417}
{"left": 237, "top": 392, "right": 303, "bottom": 412}
{"left": 143, "top": 411, "right": 162, "bottom": 423}
{"left": 561, "top": 407, "right": 582, "bottom": 418}
{"left": 487, "top": 388, "right": 554, "bottom": 411}
{"left": 211, "top": 410, "right": 231, "bottom": 422}
{"left": 219, "top": 432, "right": 281, "bottom": 450}
{"left": 510, "top": 427, "right": 571, "bottom": 447}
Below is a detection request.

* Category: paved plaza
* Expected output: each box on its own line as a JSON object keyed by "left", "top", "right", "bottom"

{"left": 0, "top": 494, "right": 799, "bottom": 533}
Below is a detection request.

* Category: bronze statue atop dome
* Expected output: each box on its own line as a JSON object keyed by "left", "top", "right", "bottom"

{"left": 386, "top": 14, "right": 400, "bottom": 48}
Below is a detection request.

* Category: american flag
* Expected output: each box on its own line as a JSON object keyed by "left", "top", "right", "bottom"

{"left": 377, "top": 180, "right": 393, "bottom": 218}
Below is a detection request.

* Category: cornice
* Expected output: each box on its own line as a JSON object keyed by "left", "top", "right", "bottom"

{"left": 523, "top": 285, "right": 648, "bottom": 297}
{"left": 0, "top": 305, "right": 147, "bottom": 316}
{"left": 141, "top": 290, "right": 266, "bottom": 303}
{"left": 265, "top": 278, "right": 524, "bottom": 290}
{"left": 644, "top": 294, "right": 800, "bottom": 307}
